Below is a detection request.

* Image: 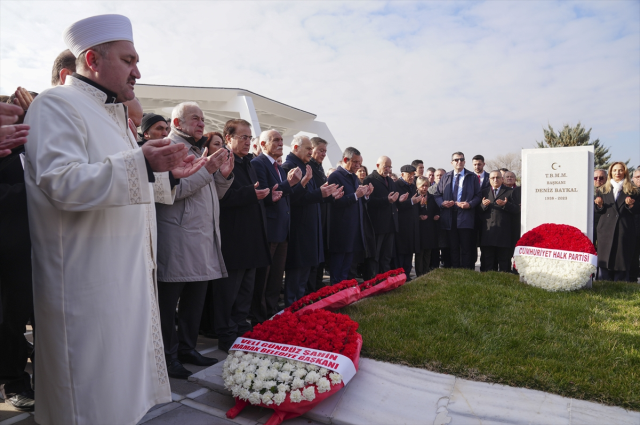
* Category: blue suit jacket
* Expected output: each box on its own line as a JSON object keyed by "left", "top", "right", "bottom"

{"left": 327, "top": 166, "right": 366, "bottom": 253}
{"left": 251, "top": 153, "right": 297, "bottom": 243}
{"left": 434, "top": 169, "right": 481, "bottom": 230}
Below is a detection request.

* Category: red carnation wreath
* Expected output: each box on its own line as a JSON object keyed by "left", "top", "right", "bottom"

{"left": 514, "top": 223, "right": 597, "bottom": 291}
{"left": 224, "top": 310, "right": 362, "bottom": 425}
{"left": 287, "top": 279, "right": 360, "bottom": 314}
{"left": 358, "top": 268, "right": 406, "bottom": 300}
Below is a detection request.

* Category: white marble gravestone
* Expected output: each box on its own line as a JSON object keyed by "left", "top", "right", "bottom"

{"left": 521, "top": 146, "right": 595, "bottom": 241}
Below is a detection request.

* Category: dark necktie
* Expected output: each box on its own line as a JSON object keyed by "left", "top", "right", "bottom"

{"left": 273, "top": 161, "right": 281, "bottom": 181}
{"left": 453, "top": 173, "right": 461, "bottom": 202}
{"left": 494, "top": 189, "right": 499, "bottom": 198}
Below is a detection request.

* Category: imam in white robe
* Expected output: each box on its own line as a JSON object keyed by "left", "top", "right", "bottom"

{"left": 23, "top": 75, "right": 173, "bottom": 425}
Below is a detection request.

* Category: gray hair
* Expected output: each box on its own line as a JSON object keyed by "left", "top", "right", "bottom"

{"left": 436, "top": 168, "right": 446, "bottom": 173}
{"left": 310, "top": 137, "right": 328, "bottom": 148}
{"left": 259, "top": 130, "right": 280, "bottom": 144}
{"left": 342, "top": 147, "right": 361, "bottom": 161}
{"left": 171, "top": 102, "right": 200, "bottom": 129}
{"left": 489, "top": 170, "right": 503, "bottom": 176}
{"left": 291, "top": 134, "right": 310, "bottom": 150}
{"left": 594, "top": 169, "right": 607, "bottom": 176}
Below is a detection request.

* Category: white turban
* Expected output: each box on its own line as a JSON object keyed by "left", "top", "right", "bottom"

{"left": 63, "top": 14, "right": 134, "bottom": 57}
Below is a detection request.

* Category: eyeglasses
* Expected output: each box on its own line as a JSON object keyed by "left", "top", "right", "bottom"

{"left": 452, "top": 158, "right": 465, "bottom": 162}
{"left": 489, "top": 177, "right": 502, "bottom": 180}
{"left": 234, "top": 135, "right": 252, "bottom": 141}
{"left": 594, "top": 177, "right": 606, "bottom": 181}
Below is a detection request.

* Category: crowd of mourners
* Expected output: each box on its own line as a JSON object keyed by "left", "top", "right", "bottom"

{"left": 0, "top": 15, "right": 639, "bottom": 422}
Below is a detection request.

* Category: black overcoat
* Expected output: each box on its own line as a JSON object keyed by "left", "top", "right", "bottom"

{"left": 511, "top": 186, "right": 522, "bottom": 245}
{"left": 219, "top": 153, "right": 271, "bottom": 270}
{"left": 395, "top": 178, "right": 420, "bottom": 255}
{"left": 363, "top": 170, "right": 399, "bottom": 235}
{"left": 479, "top": 186, "right": 520, "bottom": 248}
{"left": 595, "top": 188, "right": 640, "bottom": 271}
{"left": 327, "top": 167, "right": 367, "bottom": 253}
{"left": 418, "top": 194, "right": 440, "bottom": 250}
{"left": 282, "top": 153, "right": 326, "bottom": 269}
{"left": 309, "top": 158, "right": 329, "bottom": 250}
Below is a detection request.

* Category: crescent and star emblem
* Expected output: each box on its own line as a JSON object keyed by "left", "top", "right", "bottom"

{"left": 551, "top": 162, "right": 559, "bottom": 170}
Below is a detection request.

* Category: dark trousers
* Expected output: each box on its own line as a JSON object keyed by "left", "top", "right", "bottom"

{"left": 629, "top": 243, "right": 640, "bottom": 283}
{"left": 370, "top": 232, "right": 395, "bottom": 275}
{"left": 0, "top": 254, "right": 34, "bottom": 388}
{"left": 199, "top": 282, "right": 216, "bottom": 336}
{"left": 397, "top": 254, "right": 414, "bottom": 278}
{"left": 447, "top": 209, "right": 475, "bottom": 269}
{"left": 599, "top": 268, "right": 628, "bottom": 282}
{"left": 158, "top": 280, "right": 208, "bottom": 361}
{"left": 306, "top": 264, "right": 326, "bottom": 295}
{"left": 415, "top": 249, "right": 432, "bottom": 276}
{"left": 430, "top": 249, "right": 440, "bottom": 269}
{"left": 440, "top": 248, "right": 452, "bottom": 268}
{"left": 330, "top": 252, "right": 354, "bottom": 284}
{"left": 251, "top": 241, "right": 287, "bottom": 324}
{"left": 480, "top": 246, "right": 512, "bottom": 272}
{"left": 284, "top": 267, "right": 312, "bottom": 307}
{"left": 213, "top": 268, "right": 256, "bottom": 350}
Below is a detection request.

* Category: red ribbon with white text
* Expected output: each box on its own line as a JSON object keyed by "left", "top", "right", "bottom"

{"left": 514, "top": 246, "right": 597, "bottom": 266}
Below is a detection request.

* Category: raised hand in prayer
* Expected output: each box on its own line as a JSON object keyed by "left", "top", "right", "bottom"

{"left": 320, "top": 182, "right": 337, "bottom": 198}
{"left": 482, "top": 197, "right": 491, "bottom": 206}
{"left": 420, "top": 215, "right": 428, "bottom": 221}
{"left": 254, "top": 182, "right": 270, "bottom": 200}
{"left": 142, "top": 138, "right": 189, "bottom": 172}
{"left": 594, "top": 197, "right": 603, "bottom": 208}
{"left": 287, "top": 167, "right": 302, "bottom": 186}
{"left": 333, "top": 185, "right": 345, "bottom": 200}
{"left": 495, "top": 198, "right": 507, "bottom": 207}
{"left": 399, "top": 192, "right": 409, "bottom": 202}
{"left": 0, "top": 103, "right": 29, "bottom": 157}
{"left": 434, "top": 215, "right": 440, "bottom": 221}
{"left": 411, "top": 193, "right": 422, "bottom": 205}
{"left": 13, "top": 87, "right": 34, "bottom": 113}
{"left": 219, "top": 149, "right": 234, "bottom": 178}
{"left": 201, "top": 147, "right": 227, "bottom": 174}
{"left": 365, "top": 183, "right": 374, "bottom": 196}
{"left": 625, "top": 196, "right": 635, "bottom": 208}
{"left": 271, "top": 184, "right": 283, "bottom": 202}
{"left": 300, "top": 165, "right": 313, "bottom": 187}
{"left": 170, "top": 154, "right": 205, "bottom": 179}
{"left": 355, "top": 185, "right": 368, "bottom": 198}
{"left": 388, "top": 191, "right": 399, "bottom": 203}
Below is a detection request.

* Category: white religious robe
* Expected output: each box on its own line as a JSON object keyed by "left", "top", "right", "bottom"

{"left": 23, "top": 75, "right": 173, "bottom": 425}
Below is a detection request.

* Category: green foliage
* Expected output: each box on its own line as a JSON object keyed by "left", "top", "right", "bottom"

{"left": 536, "top": 122, "right": 630, "bottom": 171}
{"left": 342, "top": 269, "right": 640, "bottom": 410}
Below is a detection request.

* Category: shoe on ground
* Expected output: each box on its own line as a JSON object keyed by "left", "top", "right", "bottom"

{"left": 166, "top": 359, "right": 192, "bottom": 379}
{"left": 2, "top": 389, "right": 35, "bottom": 412}
{"left": 178, "top": 349, "right": 218, "bottom": 367}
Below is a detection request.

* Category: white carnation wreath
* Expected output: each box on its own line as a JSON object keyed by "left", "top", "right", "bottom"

{"left": 515, "top": 255, "right": 595, "bottom": 292}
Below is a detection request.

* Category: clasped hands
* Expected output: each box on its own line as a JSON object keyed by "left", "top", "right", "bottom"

{"left": 596, "top": 196, "right": 636, "bottom": 209}
{"left": 442, "top": 200, "right": 470, "bottom": 209}
{"left": 482, "top": 197, "right": 506, "bottom": 207}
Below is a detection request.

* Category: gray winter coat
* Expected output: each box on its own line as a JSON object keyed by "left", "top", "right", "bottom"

{"left": 156, "top": 130, "right": 233, "bottom": 282}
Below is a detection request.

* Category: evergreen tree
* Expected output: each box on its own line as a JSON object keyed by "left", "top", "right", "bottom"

{"left": 536, "top": 122, "right": 626, "bottom": 170}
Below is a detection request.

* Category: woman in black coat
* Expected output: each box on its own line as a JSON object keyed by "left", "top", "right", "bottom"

{"left": 415, "top": 176, "right": 440, "bottom": 276}
{"left": 594, "top": 162, "right": 639, "bottom": 281}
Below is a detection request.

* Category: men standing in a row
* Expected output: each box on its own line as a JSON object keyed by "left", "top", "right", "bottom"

{"left": 363, "top": 156, "right": 406, "bottom": 275}
{"left": 396, "top": 165, "right": 422, "bottom": 279}
{"left": 434, "top": 152, "right": 481, "bottom": 269}
{"left": 308, "top": 137, "right": 330, "bottom": 293}
{"left": 156, "top": 102, "right": 233, "bottom": 378}
{"left": 251, "top": 131, "right": 301, "bottom": 321}
{"left": 283, "top": 136, "right": 342, "bottom": 305}
{"left": 479, "top": 171, "right": 520, "bottom": 271}
{"left": 327, "top": 147, "right": 373, "bottom": 283}
{"left": 216, "top": 119, "right": 271, "bottom": 353}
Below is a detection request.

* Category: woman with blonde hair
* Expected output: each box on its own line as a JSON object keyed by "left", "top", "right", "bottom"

{"left": 594, "top": 162, "right": 639, "bottom": 281}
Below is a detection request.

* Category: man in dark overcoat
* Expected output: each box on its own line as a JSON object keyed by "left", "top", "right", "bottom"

{"left": 327, "top": 147, "right": 373, "bottom": 283}
{"left": 395, "top": 165, "right": 423, "bottom": 279}
{"left": 308, "top": 137, "right": 331, "bottom": 292}
{"left": 479, "top": 171, "right": 520, "bottom": 272}
{"left": 434, "top": 152, "right": 481, "bottom": 269}
{"left": 216, "top": 119, "right": 271, "bottom": 352}
{"left": 282, "top": 137, "right": 341, "bottom": 305}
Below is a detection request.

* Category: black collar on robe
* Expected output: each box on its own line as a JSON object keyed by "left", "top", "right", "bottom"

{"left": 71, "top": 73, "right": 118, "bottom": 103}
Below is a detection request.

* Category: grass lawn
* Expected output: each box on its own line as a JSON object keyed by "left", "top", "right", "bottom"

{"left": 341, "top": 268, "right": 640, "bottom": 410}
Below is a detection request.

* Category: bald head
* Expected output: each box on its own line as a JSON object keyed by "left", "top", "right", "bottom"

{"left": 124, "top": 97, "right": 143, "bottom": 127}
{"left": 377, "top": 156, "right": 392, "bottom": 177}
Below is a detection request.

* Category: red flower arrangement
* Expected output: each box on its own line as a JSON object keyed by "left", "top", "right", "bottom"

{"left": 226, "top": 309, "right": 363, "bottom": 425}
{"left": 244, "top": 309, "right": 360, "bottom": 358}
{"left": 287, "top": 279, "right": 360, "bottom": 314}
{"left": 357, "top": 268, "right": 406, "bottom": 300}
{"left": 516, "top": 223, "right": 596, "bottom": 254}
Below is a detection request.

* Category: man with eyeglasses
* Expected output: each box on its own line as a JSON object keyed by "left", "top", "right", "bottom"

{"left": 215, "top": 119, "right": 272, "bottom": 353}
{"left": 593, "top": 169, "right": 608, "bottom": 258}
{"left": 434, "top": 152, "right": 481, "bottom": 269}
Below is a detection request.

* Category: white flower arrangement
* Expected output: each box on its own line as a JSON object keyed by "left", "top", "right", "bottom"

{"left": 515, "top": 255, "right": 595, "bottom": 292}
{"left": 222, "top": 350, "right": 343, "bottom": 405}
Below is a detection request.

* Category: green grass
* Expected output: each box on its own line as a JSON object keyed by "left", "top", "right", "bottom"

{"left": 341, "top": 268, "right": 640, "bottom": 410}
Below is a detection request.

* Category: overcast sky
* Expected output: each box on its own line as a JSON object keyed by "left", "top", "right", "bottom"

{"left": 1, "top": 1, "right": 638, "bottom": 172}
